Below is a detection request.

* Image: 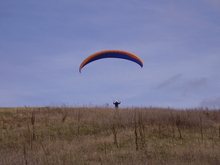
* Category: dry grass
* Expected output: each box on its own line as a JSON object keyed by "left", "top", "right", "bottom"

{"left": 0, "top": 106, "right": 220, "bottom": 165}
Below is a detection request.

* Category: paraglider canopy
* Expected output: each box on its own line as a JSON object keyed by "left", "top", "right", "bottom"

{"left": 79, "top": 50, "right": 143, "bottom": 73}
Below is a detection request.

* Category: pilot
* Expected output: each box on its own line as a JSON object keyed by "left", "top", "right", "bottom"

{"left": 113, "top": 101, "right": 121, "bottom": 109}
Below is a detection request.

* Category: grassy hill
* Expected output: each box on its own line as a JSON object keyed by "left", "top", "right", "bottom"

{"left": 0, "top": 106, "right": 220, "bottom": 165}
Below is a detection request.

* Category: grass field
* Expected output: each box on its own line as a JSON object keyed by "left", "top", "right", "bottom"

{"left": 0, "top": 106, "right": 220, "bottom": 165}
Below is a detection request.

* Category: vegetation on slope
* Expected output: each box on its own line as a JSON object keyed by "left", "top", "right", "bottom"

{"left": 0, "top": 106, "right": 220, "bottom": 165}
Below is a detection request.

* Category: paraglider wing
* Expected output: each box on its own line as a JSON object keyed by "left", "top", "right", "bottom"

{"left": 79, "top": 50, "right": 143, "bottom": 72}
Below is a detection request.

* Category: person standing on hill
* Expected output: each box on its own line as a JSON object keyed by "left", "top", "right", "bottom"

{"left": 113, "top": 101, "right": 121, "bottom": 109}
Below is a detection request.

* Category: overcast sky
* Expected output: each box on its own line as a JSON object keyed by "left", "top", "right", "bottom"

{"left": 1, "top": 0, "right": 220, "bottom": 108}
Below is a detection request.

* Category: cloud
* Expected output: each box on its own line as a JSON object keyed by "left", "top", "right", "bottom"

{"left": 200, "top": 96, "right": 220, "bottom": 108}
{"left": 203, "top": 0, "right": 220, "bottom": 9}
{"left": 155, "top": 74, "right": 207, "bottom": 92}
{"left": 180, "top": 78, "right": 207, "bottom": 91}
{"left": 155, "top": 74, "right": 183, "bottom": 89}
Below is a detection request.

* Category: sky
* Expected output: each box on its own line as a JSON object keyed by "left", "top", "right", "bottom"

{"left": 1, "top": 0, "right": 220, "bottom": 109}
